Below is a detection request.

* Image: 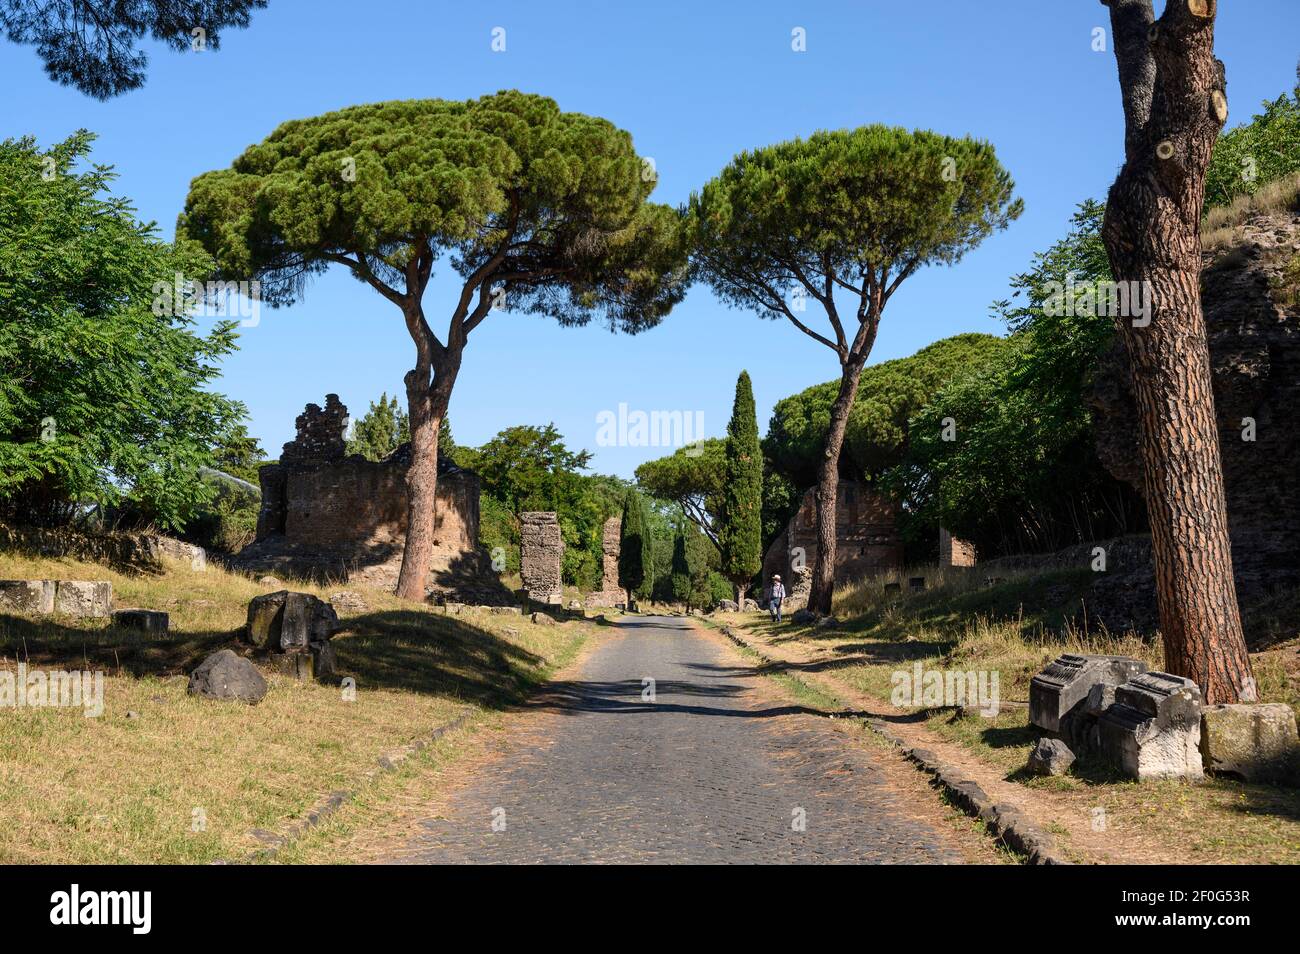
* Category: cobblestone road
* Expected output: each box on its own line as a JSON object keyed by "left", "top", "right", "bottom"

{"left": 387, "top": 616, "right": 966, "bottom": 864}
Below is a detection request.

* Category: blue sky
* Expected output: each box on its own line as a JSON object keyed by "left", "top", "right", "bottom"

{"left": 4, "top": 0, "right": 1297, "bottom": 477}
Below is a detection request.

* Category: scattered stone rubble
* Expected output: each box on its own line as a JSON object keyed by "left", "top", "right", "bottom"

{"left": 1029, "top": 652, "right": 1300, "bottom": 784}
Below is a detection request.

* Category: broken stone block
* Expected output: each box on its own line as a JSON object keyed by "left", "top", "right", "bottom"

{"left": 1027, "top": 738, "right": 1076, "bottom": 776}
{"left": 0, "top": 580, "right": 55, "bottom": 615}
{"left": 245, "top": 591, "right": 339, "bottom": 653}
{"left": 1029, "top": 653, "right": 1149, "bottom": 733}
{"left": 268, "top": 651, "right": 314, "bottom": 681}
{"left": 112, "top": 609, "right": 169, "bottom": 636}
{"left": 310, "top": 641, "right": 337, "bottom": 682}
{"left": 188, "top": 649, "right": 267, "bottom": 704}
{"left": 53, "top": 581, "right": 113, "bottom": 618}
{"left": 1201, "top": 703, "right": 1300, "bottom": 783}
{"left": 1098, "top": 671, "right": 1203, "bottom": 781}
{"left": 530, "top": 611, "right": 557, "bottom": 626}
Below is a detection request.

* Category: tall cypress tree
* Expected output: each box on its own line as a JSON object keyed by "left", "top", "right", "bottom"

{"left": 670, "top": 527, "right": 692, "bottom": 609}
{"left": 618, "top": 490, "right": 647, "bottom": 606}
{"left": 718, "top": 371, "right": 763, "bottom": 606}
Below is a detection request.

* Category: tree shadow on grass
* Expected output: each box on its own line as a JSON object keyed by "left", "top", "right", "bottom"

{"left": 336, "top": 609, "right": 545, "bottom": 709}
{"left": 0, "top": 612, "right": 232, "bottom": 675}
{"left": 0, "top": 608, "right": 548, "bottom": 712}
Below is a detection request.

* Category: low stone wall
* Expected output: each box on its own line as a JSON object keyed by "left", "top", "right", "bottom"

{"left": 0, "top": 522, "right": 205, "bottom": 575}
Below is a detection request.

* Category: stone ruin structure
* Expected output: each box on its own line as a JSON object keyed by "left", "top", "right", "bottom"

{"left": 762, "top": 479, "right": 903, "bottom": 608}
{"left": 519, "top": 512, "right": 563, "bottom": 604}
{"left": 587, "top": 516, "right": 624, "bottom": 608}
{"left": 234, "top": 395, "right": 509, "bottom": 603}
{"left": 939, "top": 528, "right": 977, "bottom": 568}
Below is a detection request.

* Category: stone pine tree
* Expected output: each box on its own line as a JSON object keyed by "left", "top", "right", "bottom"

{"left": 1100, "top": 0, "right": 1253, "bottom": 703}
{"left": 1, "top": 0, "right": 267, "bottom": 98}
{"left": 690, "top": 128, "right": 1021, "bottom": 615}
{"left": 717, "top": 371, "right": 763, "bottom": 607}
{"left": 181, "top": 92, "right": 688, "bottom": 600}
{"left": 618, "top": 490, "right": 649, "bottom": 607}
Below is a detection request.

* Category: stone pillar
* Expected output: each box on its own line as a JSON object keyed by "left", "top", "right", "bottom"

{"left": 587, "top": 516, "right": 624, "bottom": 607}
{"left": 520, "top": 512, "right": 563, "bottom": 604}
{"left": 939, "top": 528, "right": 977, "bottom": 567}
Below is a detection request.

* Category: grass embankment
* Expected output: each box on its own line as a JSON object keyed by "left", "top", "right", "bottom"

{"left": 719, "top": 566, "right": 1300, "bottom": 864}
{"left": 0, "top": 551, "right": 592, "bottom": 864}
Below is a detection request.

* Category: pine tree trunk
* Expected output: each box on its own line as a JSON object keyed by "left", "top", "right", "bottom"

{"left": 396, "top": 356, "right": 459, "bottom": 601}
{"left": 1101, "top": 0, "right": 1254, "bottom": 703}
{"left": 807, "top": 363, "right": 865, "bottom": 615}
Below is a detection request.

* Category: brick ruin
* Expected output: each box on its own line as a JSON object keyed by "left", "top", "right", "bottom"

{"left": 587, "top": 516, "right": 624, "bottom": 607}
{"left": 234, "top": 395, "right": 509, "bottom": 602}
{"left": 939, "top": 528, "right": 977, "bottom": 568}
{"left": 519, "top": 512, "right": 564, "bottom": 604}
{"left": 762, "top": 480, "right": 903, "bottom": 607}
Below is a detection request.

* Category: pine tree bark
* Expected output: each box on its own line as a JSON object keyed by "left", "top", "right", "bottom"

{"left": 807, "top": 357, "right": 867, "bottom": 615}
{"left": 396, "top": 351, "right": 460, "bottom": 601}
{"left": 1100, "top": 0, "right": 1254, "bottom": 703}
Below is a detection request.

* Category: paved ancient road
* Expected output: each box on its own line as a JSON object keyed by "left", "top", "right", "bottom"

{"left": 387, "top": 616, "right": 966, "bottom": 864}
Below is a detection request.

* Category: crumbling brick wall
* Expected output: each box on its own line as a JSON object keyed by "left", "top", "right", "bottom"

{"left": 762, "top": 480, "right": 903, "bottom": 606}
{"left": 237, "top": 395, "right": 496, "bottom": 599}
{"left": 939, "top": 528, "right": 977, "bottom": 568}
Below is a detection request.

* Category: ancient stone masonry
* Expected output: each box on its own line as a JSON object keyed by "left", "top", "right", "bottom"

{"left": 938, "top": 529, "right": 977, "bottom": 568}
{"left": 235, "top": 395, "right": 510, "bottom": 603}
{"left": 762, "top": 480, "right": 902, "bottom": 608}
{"left": 587, "top": 516, "right": 624, "bottom": 608}
{"left": 520, "top": 512, "right": 563, "bottom": 604}
{"left": 1089, "top": 208, "right": 1300, "bottom": 631}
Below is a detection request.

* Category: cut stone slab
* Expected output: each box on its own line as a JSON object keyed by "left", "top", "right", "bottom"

{"left": 53, "top": 580, "right": 113, "bottom": 618}
{"left": 1029, "top": 653, "right": 1149, "bottom": 733}
{"left": 245, "top": 591, "right": 339, "bottom": 653}
{"left": 1027, "top": 738, "right": 1076, "bottom": 776}
{"left": 1201, "top": 703, "right": 1300, "bottom": 783}
{"left": 0, "top": 580, "right": 55, "bottom": 615}
{"left": 112, "top": 608, "right": 169, "bottom": 636}
{"left": 187, "top": 649, "right": 267, "bottom": 704}
{"left": 1098, "top": 671, "right": 1203, "bottom": 781}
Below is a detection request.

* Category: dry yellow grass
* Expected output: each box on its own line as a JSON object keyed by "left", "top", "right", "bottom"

{"left": 0, "top": 551, "right": 592, "bottom": 863}
{"left": 1202, "top": 170, "right": 1300, "bottom": 250}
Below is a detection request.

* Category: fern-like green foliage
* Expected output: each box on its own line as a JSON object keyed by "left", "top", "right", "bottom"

{"left": 0, "top": 132, "right": 243, "bottom": 529}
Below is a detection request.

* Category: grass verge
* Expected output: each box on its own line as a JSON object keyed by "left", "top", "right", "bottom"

{"left": 0, "top": 550, "right": 591, "bottom": 863}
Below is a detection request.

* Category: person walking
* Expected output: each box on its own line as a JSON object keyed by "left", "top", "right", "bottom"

{"left": 768, "top": 574, "right": 786, "bottom": 623}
